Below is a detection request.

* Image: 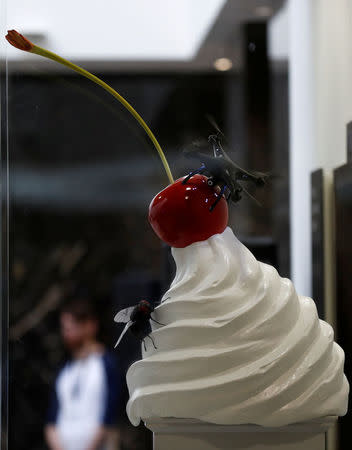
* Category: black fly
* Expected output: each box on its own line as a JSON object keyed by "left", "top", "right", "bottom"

{"left": 113, "top": 299, "right": 164, "bottom": 351}
{"left": 183, "top": 134, "right": 268, "bottom": 211}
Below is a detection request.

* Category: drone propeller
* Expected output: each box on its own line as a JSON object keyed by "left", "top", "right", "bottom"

{"left": 229, "top": 157, "right": 270, "bottom": 182}
{"left": 205, "top": 114, "right": 225, "bottom": 138}
{"left": 240, "top": 184, "right": 263, "bottom": 207}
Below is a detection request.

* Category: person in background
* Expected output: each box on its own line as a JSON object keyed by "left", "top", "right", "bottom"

{"left": 44, "top": 296, "right": 123, "bottom": 450}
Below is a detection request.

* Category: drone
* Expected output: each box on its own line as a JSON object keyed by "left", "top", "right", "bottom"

{"left": 183, "top": 134, "right": 268, "bottom": 211}
{"left": 113, "top": 299, "right": 165, "bottom": 351}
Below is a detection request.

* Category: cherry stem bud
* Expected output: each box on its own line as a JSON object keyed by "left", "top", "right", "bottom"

{"left": 6, "top": 30, "right": 33, "bottom": 51}
{"left": 5, "top": 29, "right": 174, "bottom": 184}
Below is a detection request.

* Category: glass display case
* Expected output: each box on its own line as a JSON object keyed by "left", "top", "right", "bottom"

{"left": 0, "top": 9, "right": 289, "bottom": 444}
{"left": 4, "top": 1, "right": 350, "bottom": 450}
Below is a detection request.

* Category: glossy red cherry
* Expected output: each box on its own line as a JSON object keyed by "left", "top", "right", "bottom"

{"left": 148, "top": 175, "right": 228, "bottom": 248}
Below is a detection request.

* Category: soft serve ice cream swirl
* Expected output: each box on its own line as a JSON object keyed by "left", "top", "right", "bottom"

{"left": 126, "top": 227, "right": 349, "bottom": 426}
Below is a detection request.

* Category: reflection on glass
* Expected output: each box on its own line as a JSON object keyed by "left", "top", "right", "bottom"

{"left": 3, "top": 2, "right": 289, "bottom": 449}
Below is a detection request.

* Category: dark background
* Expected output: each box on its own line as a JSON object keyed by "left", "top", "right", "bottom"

{"left": 334, "top": 150, "right": 352, "bottom": 450}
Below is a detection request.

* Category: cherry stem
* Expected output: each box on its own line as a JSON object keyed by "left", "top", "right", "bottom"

{"left": 5, "top": 30, "right": 174, "bottom": 184}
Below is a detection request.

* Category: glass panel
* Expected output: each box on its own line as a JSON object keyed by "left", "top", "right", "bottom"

{"left": 1, "top": 0, "right": 9, "bottom": 446}
{"left": 3, "top": 2, "right": 290, "bottom": 449}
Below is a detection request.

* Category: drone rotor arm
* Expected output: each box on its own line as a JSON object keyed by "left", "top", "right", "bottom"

{"left": 239, "top": 184, "right": 262, "bottom": 206}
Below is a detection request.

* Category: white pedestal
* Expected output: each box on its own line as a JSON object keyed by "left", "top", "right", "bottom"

{"left": 144, "top": 417, "right": 336, "bottom": 450}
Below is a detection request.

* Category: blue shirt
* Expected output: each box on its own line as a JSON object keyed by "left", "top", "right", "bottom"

{"left": 47, "top": 351, "right": 122, "bottom": 450}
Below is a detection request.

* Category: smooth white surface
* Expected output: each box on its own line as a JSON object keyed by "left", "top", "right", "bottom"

{"left": 287, "top": 7, "right": 352, "bottom": 446}
{"left": 268, "top": 1, "right": 288, "bottom": 63}
{"left": 287, "top": 0, "right": 352, "bottom": 320}
{"left": 2, "top": 0, "right": 285, "bottom": 72}
{"left": 56, "top": 353, "right": 107, "bottom": 450}
{"left": 5, "top": 0, "right": 225, "bottom": 61}
{"left": 311, "top": 0, "right": 352, "bottom": 335}
{"left": 145, "top": 417, "right": 336, "bottom": 433}
{"left": 126, "top": 228, "right": 348, "bottom": 427}
{"left": 288, "top": 0, "right": 314, "bottom": 299}
{"left": 146, "top": 417, "right": 332, "bottom": 450}
{"left": 151, "top": 432, "right": 325, "bottom": 450}
{"left": 312, "top": 0, "right": 352, "bottom": 172}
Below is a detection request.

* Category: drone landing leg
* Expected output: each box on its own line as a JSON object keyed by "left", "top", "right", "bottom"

{"left": 182, "top": 164, "right": 206, "bottom": 184}
{"left": 210, "top": 184, "right": 227, "bottom": 211}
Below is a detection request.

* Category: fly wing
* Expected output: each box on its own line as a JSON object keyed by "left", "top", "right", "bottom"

{"left": 114, "top": 306, "right": 135, "bottom": 323}
{"left": 114, "top": 321, "right": 133, "bottom": 348}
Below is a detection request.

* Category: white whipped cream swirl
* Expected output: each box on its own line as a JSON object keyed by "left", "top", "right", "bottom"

{"left": 126, "top": 227, "right": 349, "bottom": 426}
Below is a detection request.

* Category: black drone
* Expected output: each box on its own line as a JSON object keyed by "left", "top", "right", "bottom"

{"left": 183, "top": 134, "right": 268, "bottom": 211}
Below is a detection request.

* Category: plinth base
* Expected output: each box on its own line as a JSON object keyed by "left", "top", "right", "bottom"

{"left": 144, "top": 417, "right": 336, "bottom": 450}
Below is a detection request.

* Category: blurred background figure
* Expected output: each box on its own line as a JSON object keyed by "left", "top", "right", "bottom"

{"left": 44, "top": 295, "right": 123, "bottom": 450}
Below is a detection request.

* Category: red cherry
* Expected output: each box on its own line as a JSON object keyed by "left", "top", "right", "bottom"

{"left": 148, "top": 175, "right": 228, "bottom": 248}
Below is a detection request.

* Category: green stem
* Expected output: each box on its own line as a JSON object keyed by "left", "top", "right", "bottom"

{"left": 31, "top": 45, "right": 174, "bottom": 184}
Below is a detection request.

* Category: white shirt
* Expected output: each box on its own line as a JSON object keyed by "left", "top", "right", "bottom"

{"left": 48, "top": 351, "right": 120, "bottom": 450}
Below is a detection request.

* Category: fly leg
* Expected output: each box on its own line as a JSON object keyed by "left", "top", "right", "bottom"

{"left": 210, "top": 184, "right": 227, "bottom": 211}
{"left": 146, "top": 334, "right": 157, "bottom": 349}
{"left": 182, "top": 164, "right": 206, "bottom": 184}
{"left": 150, "top": 317, "right": 165, "bottom": 326}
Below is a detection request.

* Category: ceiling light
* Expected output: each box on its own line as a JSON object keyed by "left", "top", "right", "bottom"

{"left": 254, "top": 5, "right": 273, "bottom": 17}
{"left": 214, "top": 57, "right": 233, "bottom": 71}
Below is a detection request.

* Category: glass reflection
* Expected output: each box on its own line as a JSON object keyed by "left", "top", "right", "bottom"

{"left": 3, "top": 2, "right": 289, "bottom": 449}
